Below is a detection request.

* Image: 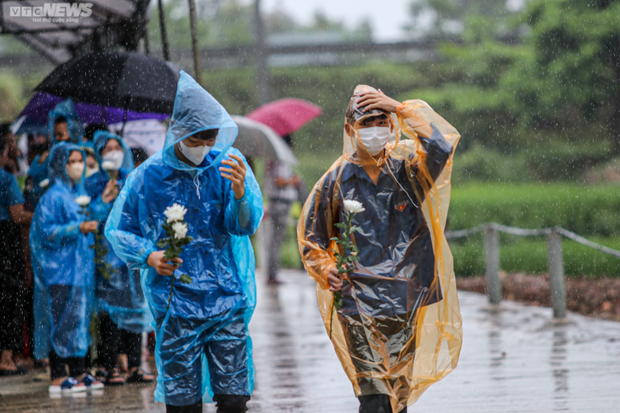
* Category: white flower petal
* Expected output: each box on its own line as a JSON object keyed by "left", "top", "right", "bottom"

{"left": 172, "top": 222, "right": 188, "bottom": 239}
{"left": 101, "top": 161, "right": 116, "bottom": 171}
{"left": 164, "top": 203, "right": 188, "bottom": 223}
{"left": 343, "top": 199, "right": 365, "bottom": 214}
{"left": 75, "top": 195, "right": 91, "bottom": 206}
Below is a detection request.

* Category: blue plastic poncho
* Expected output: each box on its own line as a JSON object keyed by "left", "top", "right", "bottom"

{"left": 106, "top": 72, "right": 264, "bottom": 406}
{"left": 27, "top": 100, "right": 85, "bottom": 208}
{"left": 85, "top": 131, "right": 151, "bottom": 333}
{"left": 48, "top": 99, "right": 84, "bottom": 145}
{"left": 30, "top": 142, "right": 95, "bottom": 360}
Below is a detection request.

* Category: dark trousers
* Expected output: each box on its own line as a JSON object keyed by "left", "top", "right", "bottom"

{"left": 23, "top": 287, "right": 34, "bottom": 357}
{"left": 266, "top": 201, "right": 292, "bottom": 280}
{"left": 359, "top": 394, "right": 407, "bottom": 413}
{"left": 165, "top": 395, "right": 250, "bottom": 413}
{"left": 0, "top": 285, "right": 23, "bottom": 353}
{"left": 0, "top": 220, "right": 25, "bottom": 353}
{"left": 97, "top": 311, "right": 142, "bottom": 370}
{"left": 49, "top": 347, "right": 85, "bottom": 379}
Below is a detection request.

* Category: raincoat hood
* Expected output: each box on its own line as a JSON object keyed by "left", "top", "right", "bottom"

{"left": 343, "top": 84, "right": 400, "bottom": 166}
{"left": 163, "top": 71, "right": 238, "bottom": 172}
{"left": 48, "top": 99, "right": 84, "bottom": 145}
{"left": 93, "top": 130, "right": 135, "bottom": 172}
{"left": 48, "top": 142, "right": 87, "bottom": 189}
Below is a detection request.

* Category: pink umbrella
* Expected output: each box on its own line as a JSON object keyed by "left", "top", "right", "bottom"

{"left": 246, "top": 98, "right": 322, "bottom": 137}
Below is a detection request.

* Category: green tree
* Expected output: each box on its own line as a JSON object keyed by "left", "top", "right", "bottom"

{"left": 514, "top": 0, "right": 620, "bottom": 152}
{"left": 404, "top": 0, "right": 510, "bottom": 38}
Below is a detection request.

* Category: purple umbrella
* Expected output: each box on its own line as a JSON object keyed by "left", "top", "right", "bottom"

{"left": 17, "top": 92, "right": 169, "bottom": 130}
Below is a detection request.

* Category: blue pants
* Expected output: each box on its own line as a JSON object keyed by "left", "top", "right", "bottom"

{"left": 158, "top": 313, "right": 250, "bottom": 406}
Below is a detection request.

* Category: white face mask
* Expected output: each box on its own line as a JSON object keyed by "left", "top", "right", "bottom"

{"left": 66, "top": 163, "right": 85, "bottom": 182}
{"left": 101, "top": 150, "right": 124, "bottom": 171}
{"left": 86, "top": 166, "right": 99, "bottom": 177}
{"left": 179, "top": 140, "right": 213, "bottom": 166}
{"left": 357, "top": 126, "right": 392, "bottom": 156}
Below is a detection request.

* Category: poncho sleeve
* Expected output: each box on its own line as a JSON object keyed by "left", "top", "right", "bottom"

{"left": 105, "top": 171, "right": 157, "bottom": 270}
{"left": 34, "top": 194, "right": 81, "bottom": 248}
{"left": 223, "top": 149, "right": 264, "bottom": 236}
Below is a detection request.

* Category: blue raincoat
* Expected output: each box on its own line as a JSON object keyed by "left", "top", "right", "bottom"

{"left": 85, "top": 131, "right": 152, "bottom": 333}
{"left": 30, "top": 142, "right": 94, "bottom": 360}
{"left": 27, "top": 100, "right": 85, "bottom": 207}
{"left": 106, "top": 72, "right": 264, "bottom": 406}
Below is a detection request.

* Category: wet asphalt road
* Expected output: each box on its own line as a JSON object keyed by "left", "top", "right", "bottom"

{"left": 1, "top": 269, "right": 619, "bottom": 412}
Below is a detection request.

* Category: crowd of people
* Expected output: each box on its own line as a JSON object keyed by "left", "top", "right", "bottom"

{"left": 0, "top": 72, "right": 462, "bottom": 413}
{"left": 0, "top": 98, "right": 154, "bottom": 392}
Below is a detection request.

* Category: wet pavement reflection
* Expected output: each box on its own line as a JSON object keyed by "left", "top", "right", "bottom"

{"left": 1, "top": 269, "right": 619, "bottom": 412}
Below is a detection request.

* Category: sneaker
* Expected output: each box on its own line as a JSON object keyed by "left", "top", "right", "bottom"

{"left": 82, "top": 374, "right": 104, "bottom": 390}
{"left": 48, "top": 377, "right": 88, "bottom": 394}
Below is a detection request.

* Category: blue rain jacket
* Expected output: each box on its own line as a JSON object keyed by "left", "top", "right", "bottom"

{"left": 86, "top": 131, "right": 152, "bottom": 333}
{"left": 106, "top": 72, "right": 263, "bottom": 405}
{"left": 27, "top": 100, "right": 85, "bottom": 208}
{"left": 30, "top": 142, "right": 94, "bottom": 359}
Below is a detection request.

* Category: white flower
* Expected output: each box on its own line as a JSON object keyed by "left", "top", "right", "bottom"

{"left": 164, "top": 203, "right": 187, "bottom": 223}
{"left": 101, "top": 161, "right": 116, "bottom": 171}
{"left": 39, "top": 178, "right": 49, "bottom": 188}
{"left": 172, "top": 222, "right": 188, "bottom": 239}
{"left": 343, "top": 199, "right": 365, "bottom": 215}
{"left": 75, "top": 195, "right": 91, "bottom": 206}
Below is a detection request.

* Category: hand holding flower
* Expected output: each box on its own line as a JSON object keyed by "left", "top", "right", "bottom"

{"left": 157, "top": 203, "right": 194, "bottom": 308}
{"left": 147, "top": 251, "right": 183, "bottom": 276}
{"left": 330, "top": 199, "right": 365, "bottom": 310}
{"left": 80, "top": 221, "right": 98, "bottom": 234}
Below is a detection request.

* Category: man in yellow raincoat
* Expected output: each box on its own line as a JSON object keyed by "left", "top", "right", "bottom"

{"left": 298, "top": 85, "right": 463, "bottom": 413}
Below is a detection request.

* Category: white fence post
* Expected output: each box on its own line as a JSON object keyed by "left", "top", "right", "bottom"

{"left": 484, "top": 225, "right": 501, "bottom": 305}
{"left": 546, "top": 228, "right": 567, "bottom": 319}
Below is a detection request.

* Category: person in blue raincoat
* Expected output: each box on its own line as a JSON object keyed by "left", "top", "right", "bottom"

{"left": 85, "top": 130, "right": 154, "bottom": 385}
{"left": 30, "top": 142, "right": 104, "bottom": 393}
{"left": 106, "top": 72, "right": 264, "bottom": 413}
{"left": 27, "top": 100, "right": 84, "bottom": 208}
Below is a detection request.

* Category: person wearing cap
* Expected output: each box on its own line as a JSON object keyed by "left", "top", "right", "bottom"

{"left": 298, "top": 86, "right": 463, "bottom": 413}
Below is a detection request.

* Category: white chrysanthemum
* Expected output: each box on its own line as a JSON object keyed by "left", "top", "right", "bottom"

{"left": 164, "top": 203, "right": 187, "bottom": 223}
{"left": 101, "top": 161, "right": 116, "bottom": 171}
{"left": 343, "top": 199, "right": 365, "bottom": 214}
{"left": 39, "top": 178, "right": 49, "bottom": 188}
{"left": 75, "top": 195, "right": 91, "bottom": 206}
{"left": 172, "top": 222, "right": 188, "bottom": 239}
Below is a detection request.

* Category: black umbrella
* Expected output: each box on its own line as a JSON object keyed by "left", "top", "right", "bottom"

{"left": 35, "top": 51, "right": 181, "bottom": 115}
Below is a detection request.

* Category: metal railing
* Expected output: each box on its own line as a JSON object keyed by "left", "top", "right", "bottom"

{"left": 445, "top": 223, "right": 620, "bottom": 319}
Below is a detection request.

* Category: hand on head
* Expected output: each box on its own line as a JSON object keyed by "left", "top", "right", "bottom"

{"left": 356, "top": 89, "right": 401, "bottom": 114}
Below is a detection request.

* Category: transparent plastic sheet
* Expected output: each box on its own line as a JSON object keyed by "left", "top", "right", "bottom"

{"left": 30, "top": 142, "right": 95, "bottom": 359}
{"left": 105, "top": 72, "right": 263, "bottom": 406}
{"left": 297, "top": 85, "right": 462, "bottom": 412}
{"left": 85, "top": 131, "right": 151, "bottom": 333}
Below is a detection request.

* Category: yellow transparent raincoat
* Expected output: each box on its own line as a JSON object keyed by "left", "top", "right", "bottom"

{"left": 297, "top": 85, "right": 462, "bottom": 411}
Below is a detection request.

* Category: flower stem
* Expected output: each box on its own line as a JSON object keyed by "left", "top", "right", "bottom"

{"left": 167, "top": 274, "right": 175, "bottom": 310}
